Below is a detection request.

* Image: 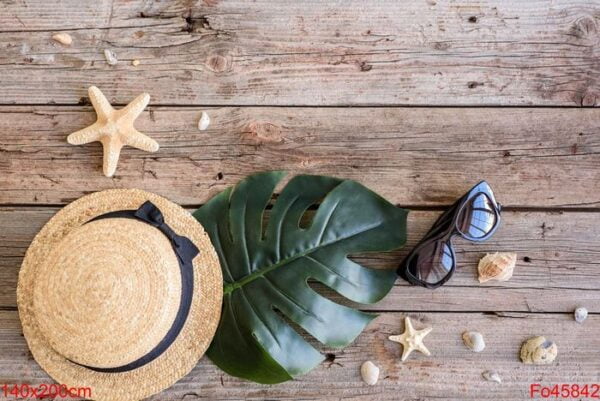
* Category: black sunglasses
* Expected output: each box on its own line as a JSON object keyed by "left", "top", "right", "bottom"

{"left": 397, "top": 181, "right": 502, "bottom": 289}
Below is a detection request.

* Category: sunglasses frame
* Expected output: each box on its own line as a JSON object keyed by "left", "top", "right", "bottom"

{"left": 397, "top": 181, "right": 502, "bottom": 289}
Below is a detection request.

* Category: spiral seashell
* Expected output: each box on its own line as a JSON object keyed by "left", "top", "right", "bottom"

{"left": 520, "top": 336, "right": 557, "bottom": 364}
{"left": 52, "top": 33, "right": 72, "bottom": 46}
{"left": 198, "top": 111, "right": 211, "bottom": 131}
{"left": 360, "top": 360, "right": 380, "bottom": 386}
{"left": 104, "top": 49, "right": 118, "bottom": 66}
{"left": 478, "top": 252, "right": 517, "bottom": 283}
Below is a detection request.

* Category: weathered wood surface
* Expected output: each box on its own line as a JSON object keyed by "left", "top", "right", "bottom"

{"left": 0, "top": 0, "right": 599, "bottom": 106}
{"left": 2, "top": 208, "right": 599, "bottom": 313}
{"left": 1, "top": 311, "right": 598, "bottom": 400}
{"left": 1, "top": 106, "right": 599, "bottom": 207}
{"left": 1, "top": 0, "right": 599, "bottom": 400}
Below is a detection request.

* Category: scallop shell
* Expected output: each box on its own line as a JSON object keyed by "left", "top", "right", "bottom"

{"left": 360, "top": 360, "right": 379, "bottom": 386}
{"left": 478, "top": 252, "right": 517, "bottom": 283}
{"left": 520, "top": 336, "right": 557, "bottom": 364}
{"left": 482, "top": 370, "right": 502, "bottom": 383}
{"left": 462, "top": 331, "right": 485, "bottom": 352}
{"left": 574, "top": 307, "right": 588, "bottom": 323}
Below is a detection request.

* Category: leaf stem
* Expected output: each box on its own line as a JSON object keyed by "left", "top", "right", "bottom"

{"left": 223, "top": 251, "right": 307, "bottom": 295}
{"left": 222, "top": 220, "right": 384, "bottom": 295}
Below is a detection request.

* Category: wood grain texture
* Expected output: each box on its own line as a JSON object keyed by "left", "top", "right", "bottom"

{"left": 1, "top": 310, "right": 598, "bottom": 400}
{"left": 2, "top": 208, "right": 599, "bottom": 312}
{"left": 1, "top": 1, "right": 599, "bottom": 399}
{"left": 0, "top": 0, "right": 599, "bottom": 106}
{"left": 1, "top": 106, "right": 599, "bottom": 207}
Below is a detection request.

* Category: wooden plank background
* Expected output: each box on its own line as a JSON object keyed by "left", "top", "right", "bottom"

{"left": 0, "top": 0, "right": 599, "bottom": 106}
{"left": 1, "top": 311, "right": 599, "bottom": 400}
{"left": 1, "top": 107, "right": 599, "bottom": 207}
{"left": 0, "top": 0, "right": 598, "bottom": 400}
{"left": 1, "top": 209, "right": 599, "bottom": 312}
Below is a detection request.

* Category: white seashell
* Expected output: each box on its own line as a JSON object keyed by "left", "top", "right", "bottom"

{"left": 198, "top": 111, "right": 211, "bottom": 130}
{"left": 52, "top": 33, "right": 72, "bottom": 46}
{"left": 360, "top": 360, "right": 379, "bottom": 386}
{"left": 574, "top": 307, "right": 588, "bottom": 323}
{"left": 104, "top": 49, "right": 118, "bottom": 66}
{"left": 520, "top": 336, "right": 557, "bottom": 364}
{"left": 462, "top": 331, "right": 485, "bottom": 352}
{"left": 131, "top": 59, "right": 140, "bottom": 67}
{"left": 478, "top": 252, "right": 517, "bottom": 283}
{"left": 482, "top": 370, "right": 502, "bottom": 383}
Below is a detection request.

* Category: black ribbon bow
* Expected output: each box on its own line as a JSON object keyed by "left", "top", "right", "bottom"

{"left": 134, "top": 201, "right": 200, "bottom": 263}
{"left": 75, "top": 200, "right": 199, "bottom": 373}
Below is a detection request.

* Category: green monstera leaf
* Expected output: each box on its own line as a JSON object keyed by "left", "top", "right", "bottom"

{"left": 193, "top": 171, "right": 408, "bottom": 384}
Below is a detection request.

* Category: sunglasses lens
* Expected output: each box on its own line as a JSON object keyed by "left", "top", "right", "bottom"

{"left": 457, "top": 193, "right": 497, "bottom": 239}
{"left": 409, "top": 240, "right": 454, "bottom": 285}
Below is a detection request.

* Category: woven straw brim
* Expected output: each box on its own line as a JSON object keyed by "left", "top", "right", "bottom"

{"left": 17, "top": 189, "right": 223, "bottom": 401}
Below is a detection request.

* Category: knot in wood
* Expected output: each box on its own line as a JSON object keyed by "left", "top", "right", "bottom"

{"left": 206, "top": 54, "right": 230, "bottom": 73}
{"left": 569, "top": 16, "right": 597, "bottom": 39}
{"left": 244, "top": 122, "right": 283, "bottom": 143}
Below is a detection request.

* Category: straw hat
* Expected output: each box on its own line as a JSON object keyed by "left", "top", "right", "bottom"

{"left": 17, "top": 189, "right": 223, "bottom": 401}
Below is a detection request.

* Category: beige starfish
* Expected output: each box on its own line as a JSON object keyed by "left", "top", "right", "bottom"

{"left": 388, "top": 317, "right": 432, "bottom": 361}
{"left": 67, "top": 86, "right": 159, "bottom": 177}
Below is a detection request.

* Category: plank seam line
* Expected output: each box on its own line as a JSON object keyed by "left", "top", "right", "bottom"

{"left": 313, "top": 281, "right": 599, "bottom": 290}
{"left": 0, "top": 104, "right": 599, "bottom": 109}
{"left": 363, "top": 309, "right": 600, "bottom": 315}
{"left": 1, "top": 306, "right": 598, "bottom": 314}
{"left": 3, "top": 204, "right": 600, "bottom": 213}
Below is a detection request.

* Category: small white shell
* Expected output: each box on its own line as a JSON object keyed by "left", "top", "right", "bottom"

{"left": 520, "top": 336, "right": 557, "bottom": 364}
{"left": 52, "top": 33, "right": 72, "bottom": 46}
{"left": 574, "top": 307, "right": 588, "bottom": 323}
{"left": 104, "top": 49, "right": 118, "bottom": 66}
{"left": 131, "top": 59, "right": 140, "bottom": 67}
{"left": 478, "top": 252, "right": 517, "bottom": 283}
{"left": 482, "top": 370, "right": 502, "bottom": 383}
{"left": 462, "top": 331, "right": 485, "bottom": 352}
{"left": 360, "top": 360, "right": 379, "bottom": 386}
{"left": 198, "top": 111, "right": 211, "bottom": 130}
